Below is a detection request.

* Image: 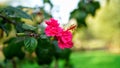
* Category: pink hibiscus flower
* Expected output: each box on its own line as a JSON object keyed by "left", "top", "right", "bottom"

{"left": 57, "top": 30, "right": 73, "bottom": 49}
{"left": 45, "top": 18, "right": 73, "bottom": 49}
{"left": 45, "top": 26, "right": 63, "bottom": 36}
{"left": 45, "top": 18, "right": 62, "bottom": 36}
{"left": 45, "top": 18, "right": 59, "bottom": 27}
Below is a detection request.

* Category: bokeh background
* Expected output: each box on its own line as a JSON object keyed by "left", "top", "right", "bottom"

{"left": 0, "top": 0, "right": 120, "bottom": 68}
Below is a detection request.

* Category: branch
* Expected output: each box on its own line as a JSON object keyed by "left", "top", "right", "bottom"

{"left": 16, "top": 33, "right": 40, "bottom": 38}
{"left": 0, "top": 14, "right": 15, "bottom": 24}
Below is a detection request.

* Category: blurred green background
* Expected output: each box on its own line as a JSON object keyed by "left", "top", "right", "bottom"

{"left": 0, "top": 0, "right": 120, "bottom": 68}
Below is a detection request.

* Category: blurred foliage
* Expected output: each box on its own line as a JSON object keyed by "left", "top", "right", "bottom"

{"left": 86, "top": 0, "right": 120, "bottom": 46}
{"left": 43, "top": 0, "right": 53, "bottom": 8}
{"left": 0, "top": 6, "right": 32, "bottom": 20}
{"left": 72, "top": 0, "right": 120, "bottom": 50}
{"left": 3, "top": 37, "right": 25, "bottom": 60}
{"left": 0, "top": 6, "right": 32, "bottom": 34}
{"left": 71, "top": 0, "right": 120, "bottom": 56}
{"left": 70, "top": 0, "right": 100, "bottom": 27}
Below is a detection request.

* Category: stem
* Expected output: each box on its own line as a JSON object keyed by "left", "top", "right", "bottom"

{"left": 16, "top": 32, "right": 40, "bottom": 38}
{"left": 12, "top": 59, "right": 17, "bottom": 68}
{"left": 54, "top": 59, "right": 59, "bottom": 68}
{"left": 16, "top": 33, "right": 26, "bottom": 36}
{"left": 0, "top": 29, "right": 4, "bottom": 38}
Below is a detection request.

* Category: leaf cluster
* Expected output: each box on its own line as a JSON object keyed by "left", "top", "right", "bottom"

{"left": 70, "top": 0, "right": 100, "bottom": 27}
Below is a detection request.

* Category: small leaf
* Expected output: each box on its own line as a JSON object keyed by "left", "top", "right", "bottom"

{"left": 0, "top": 22, "right": 12, "bottom": 36}
{"left": 22, "top": 24, "right": 37, "bottom": 31}
{"left": 43, "top": 0, "right": 53, "bottom": 7}
{"left": 24, "top": 37, "right": 38, "bottom": 53}
{"left": 40, "top": 34, "right": 47, "bottom": 39}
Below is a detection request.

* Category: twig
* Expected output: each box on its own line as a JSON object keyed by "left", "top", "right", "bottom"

{"left": 16, "top": 33, "right": 40, "bottom": 38}
{"left": 0, "top": 14, "right": 15, "bottom": 24}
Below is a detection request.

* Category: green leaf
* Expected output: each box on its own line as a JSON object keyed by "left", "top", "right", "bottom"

{"left": 43, "top": 0, "right": 53, "bottom": 7}
{"left": 0, "top": 21, "right": 12, "bottom": 36}
{"left": 70, "top": 10, "right": 87, "bottom": 27}
{"left": 24, "top": 37, "right": 38, "bottom": 53}
{"left": 0, "top": 6, "right": 32, "bottom": 20}
{"left": 85, "top": 1, "right": 100, "bottom": 16}
{"left": 3, "top": 37, "right": 25, "bottom": 60}
{"left": 22, "top": 24, "right": 37, "bottom": 31}
{"left": 70, "top": 0, "right": 100, "bottom": 27}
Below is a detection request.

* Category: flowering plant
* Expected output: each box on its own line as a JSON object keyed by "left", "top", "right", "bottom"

{"left": 0, "top": 6, "right": 76, "bottom": 68}
{"left": 45, "top": 18, "right": 73, "bottom": 49}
